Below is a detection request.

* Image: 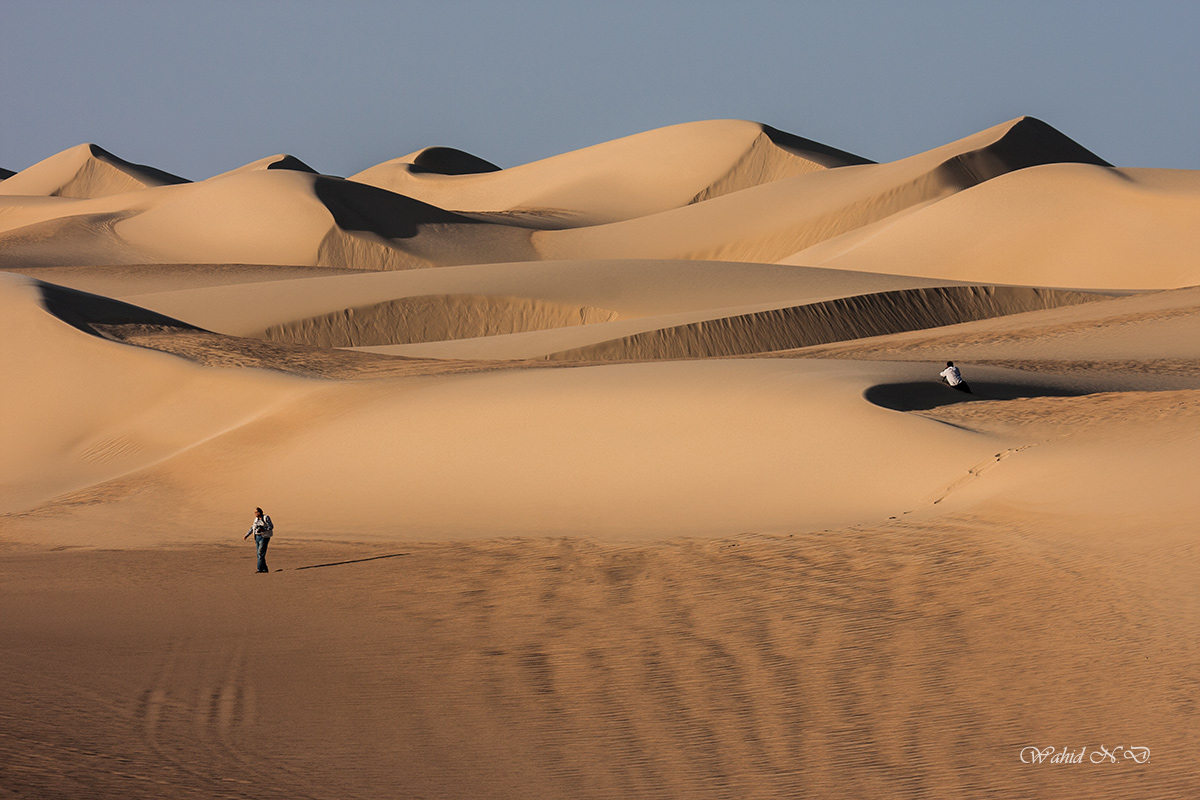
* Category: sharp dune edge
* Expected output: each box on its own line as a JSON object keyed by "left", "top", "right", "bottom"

{"left": 2, "top": 117, "right": 1198, "bottom": 800}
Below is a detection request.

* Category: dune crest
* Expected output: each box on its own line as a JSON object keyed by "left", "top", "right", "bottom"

{"left": 207, "top": 153, "right": 319, "bottom": 180}
{"left": 350, "top": 120, "right": 866, "bottom": 226}
{"left": 0, "top": 143, "right": 189, "bottom": 199}
{"left": 545, "top": 286, "right": 1103, "bottom": 360}
{"left": 534, "top": 116, "right": 1129, "bottom": 273}
{"left": 784, "top": 162, "right": 1200, "bottom": 288}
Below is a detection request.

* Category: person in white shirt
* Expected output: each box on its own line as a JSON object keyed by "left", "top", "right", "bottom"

{"left": 939, "top": 361, "right": 972, "bottom": 393}
{"left": 243, "top": 507, "right": 274, "bottom": 573}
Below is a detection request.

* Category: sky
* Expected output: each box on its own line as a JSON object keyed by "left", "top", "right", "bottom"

{"left": 1, "top": 1, "right": 1198, "bottom": 179}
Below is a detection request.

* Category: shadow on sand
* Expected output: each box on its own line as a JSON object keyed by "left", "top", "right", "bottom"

{"left": 293, "top": 553, "right": 410, "bottom": 571}
{"left": 864, "top": 381, "right": 1089, "bottom": 413}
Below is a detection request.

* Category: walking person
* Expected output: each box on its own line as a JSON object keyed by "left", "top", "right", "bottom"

{"left": 939, "top": 361, "right": 972, "bottom": 394}
{"left": 243, "top": 507, "right": 274, "bottom": 573}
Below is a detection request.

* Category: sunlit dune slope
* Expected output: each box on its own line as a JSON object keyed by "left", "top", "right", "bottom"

{"left": 0, "top": 262, "right": 371, "bottom": 297}
{"left": 350, "top": 119, "right": 871, "bottom": 227}
{"left": 0, "top": 143, "right": 189, "bottom": 198}
{"left": 0, "top": 273, "right": 307, "bottom": 512}
{"left": 534, "top": 117, "right": 1116, "bottom": 268}
{"left": 781, "top": 162, "right": 1200, "bottom": 288}
{"left": 0, "top": 271, "right": 1070, "bottom": 544}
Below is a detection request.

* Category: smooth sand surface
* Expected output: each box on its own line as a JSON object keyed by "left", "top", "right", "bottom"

{"left": 2, "top": 117, "right": 1197, "bottom": 798}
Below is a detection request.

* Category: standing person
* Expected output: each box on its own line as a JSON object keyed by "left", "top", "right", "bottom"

{"left": 939, "top": 361, "right": 972, "bottom": 394}
{"left": 243, "top": 507, "right": 274, "bottom": 573}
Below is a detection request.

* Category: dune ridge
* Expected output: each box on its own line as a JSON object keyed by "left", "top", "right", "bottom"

{"left": 1, "top": 117, "right": 1195, "bottom": 289}
{"left": 533, "top": 117, "right": 1152, "bottom": 279}
{"left": 207, "top": 153, "right": 319, "bottom": 180}
{"left": 0, "top": 143, "right": 189, "bottom": 199}
{"left": 350, "top": 120, "right": 866, "bottom": 227}
{"left": 545, "top": 285, "right": 1104, "bottom": 360}
{"left": 261, "top": 294, "right": 618, "bottom": 348}
{"left": 784, "top": 162, "right": 1200, "bottom": 288}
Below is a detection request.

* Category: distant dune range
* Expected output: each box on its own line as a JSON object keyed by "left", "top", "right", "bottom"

{"left": 2, "top": 117, "right": 1199, "bottom": 799}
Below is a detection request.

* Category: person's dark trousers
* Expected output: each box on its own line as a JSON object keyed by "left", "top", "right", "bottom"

{"left": 255, "top": 534, "right": 270, "bottom": 572}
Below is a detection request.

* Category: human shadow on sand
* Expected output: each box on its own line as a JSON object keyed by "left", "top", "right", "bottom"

{"left": 293, "top": 553, "right": 410, "bottom": 571}
{"left": 864, "top": 381, "right": 1090, "bottom": 413}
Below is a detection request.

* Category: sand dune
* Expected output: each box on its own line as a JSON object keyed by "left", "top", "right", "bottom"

{"left": 2, "top": 115, "right": 1199, "bottom": 799}
{"left": 533, "top": 117, "right": 1125, "bottom": 273}
{"left": 0, "top": 143, "right": 189, "bottom": 199}
{"left": 0, "top": 273, "right": 306, "bottom": 512}
{"left": 351, "top": 119, "right": 870, "bottom": 227}
{"left": 0, "top": 168, "right": 536, "bottom": 270}
{"left": 207, "top": 153, "right": 319, "bottom": 180}
{"left": 0, "top": 116, "right": 1191, "bottom": 290}
{"left": 785, "top": 162, "right": 1200, "bottom": 288}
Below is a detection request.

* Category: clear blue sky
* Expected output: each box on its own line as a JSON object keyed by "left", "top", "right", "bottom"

{"left": 2, "top": 1, "right": 1197, "bottom": 179}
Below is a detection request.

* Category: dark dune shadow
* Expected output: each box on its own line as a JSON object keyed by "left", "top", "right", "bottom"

{"left": 36, "top": 280, "right": 201, "bottom": 336}
{"left": 87, "top": 143, "right": 191, "bottom": 185}
{"left": 935, "top": 116, "right": 1112, "bottom": 190}
{"left": 410, "top": 146, "right": 501, "bottom": 175}
{"left": 761, "top": 124, "right": 876, "bottom": 167}
{"left": 265, "top": 154, "right": 318, "bottom": 174}
{"left": 865, "top": 381, "right": 1090, "bottom": 412}
{"left": 314, "top": 175, "right": 482, "bottom": 239}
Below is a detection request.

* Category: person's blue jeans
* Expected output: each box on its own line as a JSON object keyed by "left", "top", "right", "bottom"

{"left": 255, "top": 534, "right": 270, "bottom": 572}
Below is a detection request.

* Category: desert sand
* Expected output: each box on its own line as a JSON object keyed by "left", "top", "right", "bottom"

{"left": 1, "top": 116, "right": 1197, "bottom": 799}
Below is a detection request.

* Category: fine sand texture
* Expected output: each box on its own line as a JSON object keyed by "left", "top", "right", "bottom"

{"left": 2, "top": 117, "right": 1198, "bottom": 799}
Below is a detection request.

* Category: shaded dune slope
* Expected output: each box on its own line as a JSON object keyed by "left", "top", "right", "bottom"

{"left": 261, "top": 294, "right": 618, "bottom": 347}
{"left": 775, "top": 284, "right": 1200, "bottom": 375}
{"left": 35, "top": 279, "right": 200, "bottom": 336}
{"left": 409, "top": 146, "right": 502, "bottom": 175}
{"left": 0, "top": 143, "right": 189, "bottom": 198}
{"left": 545, "top": 286, "right": 1103, "bottom": 360}
{"left": 0, "top": 212, "right": 154, "bottom": 268}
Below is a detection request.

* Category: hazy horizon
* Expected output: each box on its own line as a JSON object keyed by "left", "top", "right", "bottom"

{"left": 2, "top": 1, "right": 1198, "bottom": 179}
